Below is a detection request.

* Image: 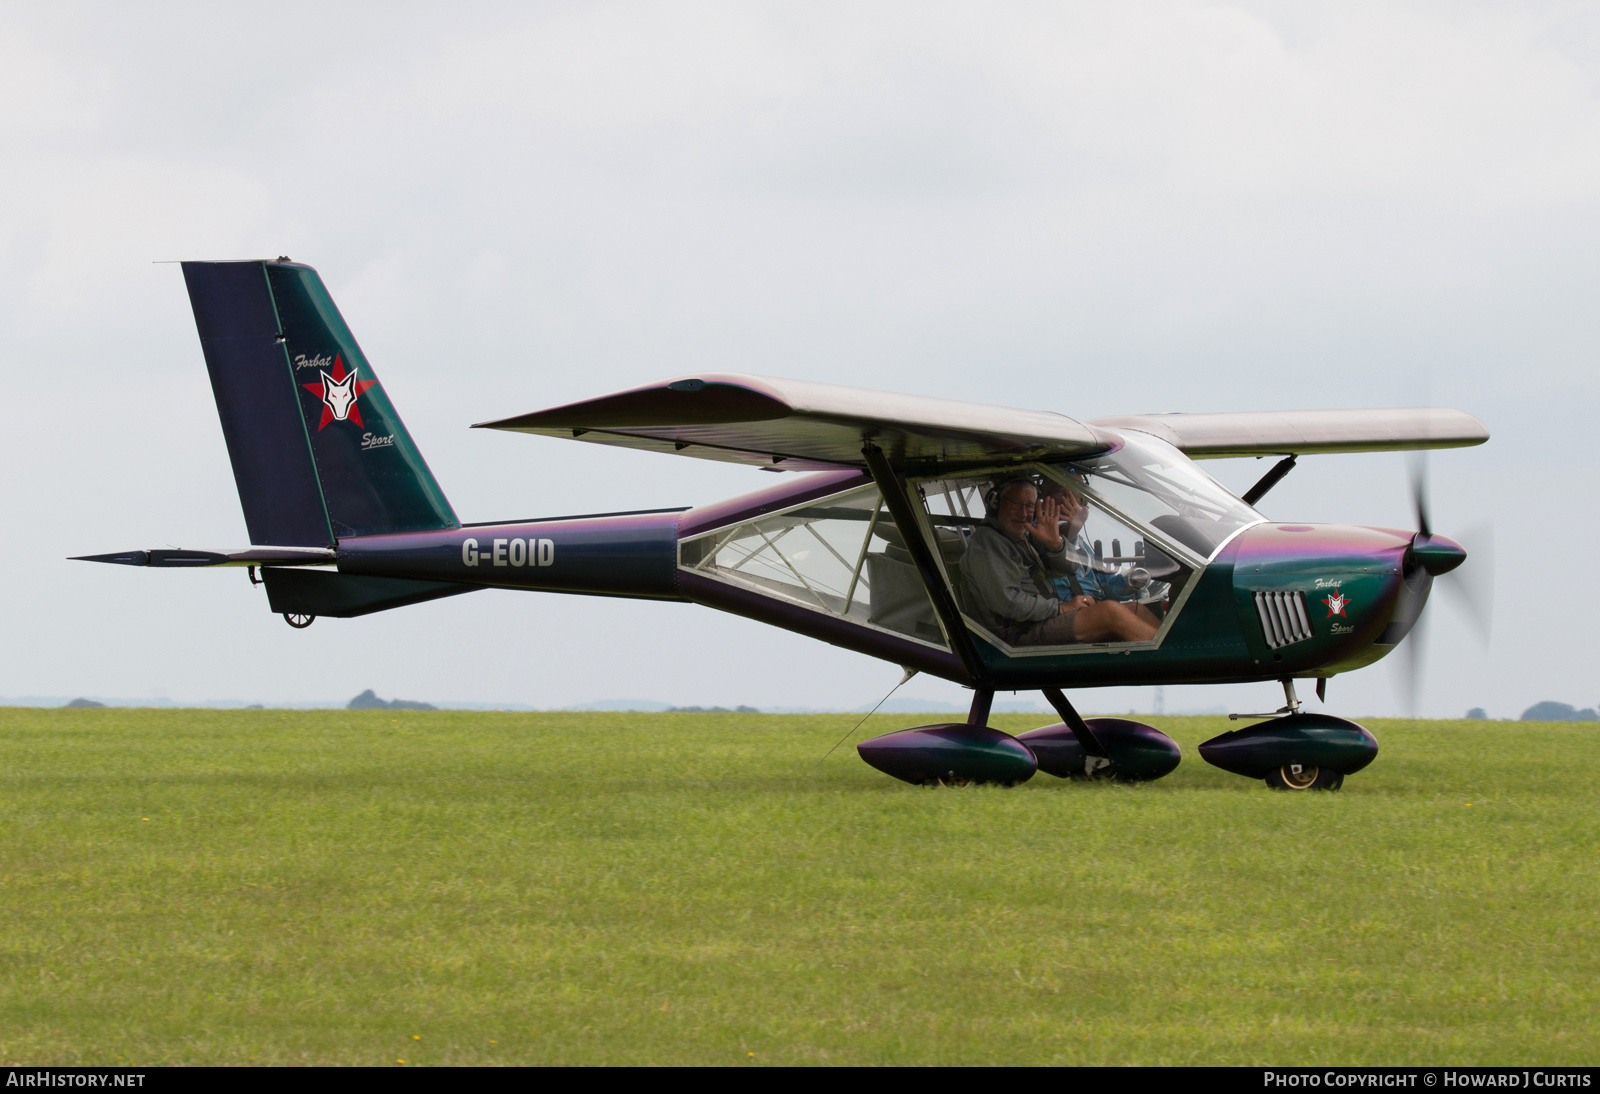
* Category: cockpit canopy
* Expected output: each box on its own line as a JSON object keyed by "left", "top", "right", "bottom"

{"left": 677, "top": 432, "right": 1262, "bottom": 660}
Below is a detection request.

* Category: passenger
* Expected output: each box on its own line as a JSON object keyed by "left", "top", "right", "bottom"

{"left": 1039, "top": 480, "right": 1162, "bottom": 634}
{"left": 959, "top": 478, "right": 1159, "bottom": 646}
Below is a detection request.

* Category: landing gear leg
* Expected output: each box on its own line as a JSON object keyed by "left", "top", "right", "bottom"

{"left": 1040, "top": 686, "right": 1110, "bottom": 770}
{"left": 1227, "top": 677, "right": 1303, "bottom": 722}
{"left": 966, "top": 688, "right": 993, "bottom": 727}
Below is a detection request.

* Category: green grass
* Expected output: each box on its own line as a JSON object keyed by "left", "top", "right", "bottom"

{"left": 0, "top": 708, "right": 1595, "bottom": 1066}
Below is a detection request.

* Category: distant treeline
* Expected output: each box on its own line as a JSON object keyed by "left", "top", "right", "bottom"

{"left": 347, "top": 689, "right": 436, "bottom": 711}
{"left": 1468, "top": 702, "right": 1599, "bottom": 721}
{"left": 1518, "top": 702, "right": 1598, "bottom": 722}
{"left": 666, "top": 705, "right": 760, "bottom": 714}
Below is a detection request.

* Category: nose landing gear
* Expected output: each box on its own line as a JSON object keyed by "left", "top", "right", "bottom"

{"left": 1202, "top": 679, "right": 1376, "bottom": 792}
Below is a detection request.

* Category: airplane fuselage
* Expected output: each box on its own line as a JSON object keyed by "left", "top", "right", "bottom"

{"left": 314, "top": 469, "right": 1448, "bottom": 693}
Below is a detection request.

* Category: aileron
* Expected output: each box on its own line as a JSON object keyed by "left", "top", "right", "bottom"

{"left": 1090, "top": 407, "right": 1488, "bottom": 458}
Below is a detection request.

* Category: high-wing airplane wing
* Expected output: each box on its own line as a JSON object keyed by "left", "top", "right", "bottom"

{"left": 475, "top": 373, "right": 1112, "bottom": 470}
{"left": 477, "top": 372, "right": 1488, "bottom": 469}
{"left": 1088, "top": 408, "right": 1489, "bottom": 458}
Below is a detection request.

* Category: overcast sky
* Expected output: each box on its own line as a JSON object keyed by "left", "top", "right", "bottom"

{"left": 1, "top": 2, "right": 1595, "bottom": 717}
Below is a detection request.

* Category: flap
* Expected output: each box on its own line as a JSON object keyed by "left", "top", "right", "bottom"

{"left": 475, "top": 373, "right": 1112, "bottom": 470}
{"left": 1090, "top": 408, "right": 1489, "bottom": 458}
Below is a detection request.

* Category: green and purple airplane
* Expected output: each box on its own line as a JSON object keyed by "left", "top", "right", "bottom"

{"left": 77, "top": 259, "right": 1488, "bottom": 792}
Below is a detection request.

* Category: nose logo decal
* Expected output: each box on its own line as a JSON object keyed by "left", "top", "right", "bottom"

{"left": 301, "top": 354, "right": 378, "bottom": 430}
{"left": 1322, "top": 591, "right": 1351, "bottom": 617}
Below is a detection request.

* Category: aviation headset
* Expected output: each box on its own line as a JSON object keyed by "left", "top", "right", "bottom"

{"left": 983, "top": 475, "right": 1041, "bottom": 515}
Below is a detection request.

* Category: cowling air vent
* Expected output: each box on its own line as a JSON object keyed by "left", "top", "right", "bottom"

{"left": 1255, "top": 590, "right": 1313, "bottom": 650}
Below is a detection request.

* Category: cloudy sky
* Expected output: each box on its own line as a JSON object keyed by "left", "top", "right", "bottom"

{"left": 1, "top": 2, "right": 1595, "bottom": 716}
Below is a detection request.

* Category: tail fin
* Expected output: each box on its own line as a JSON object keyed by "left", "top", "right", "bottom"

{"left": 182, "top": 259, "right": 458, "bottom": 545}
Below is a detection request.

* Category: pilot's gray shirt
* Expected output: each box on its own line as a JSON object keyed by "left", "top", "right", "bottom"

{"left": 959, "top": 521, "right": 1073, "bottom": 631}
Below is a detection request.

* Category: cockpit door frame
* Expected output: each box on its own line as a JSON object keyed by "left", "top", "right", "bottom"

{"left": 897, "top": 460, "right": 1219, "bottom": 662}
{"left": 860, "top": 443, "right": 988, "bottom": 683}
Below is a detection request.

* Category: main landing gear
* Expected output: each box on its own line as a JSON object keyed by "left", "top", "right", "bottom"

{"left": 1197, "top": 679, "right": 1377, "bottom": 792}
{"left": 855, "top": 687, "right": 1182, "bottom": 787}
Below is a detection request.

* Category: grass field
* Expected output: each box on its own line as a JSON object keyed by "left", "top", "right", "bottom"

{"left": 0, "top": 707, "right": 1595, "bottom": 1066}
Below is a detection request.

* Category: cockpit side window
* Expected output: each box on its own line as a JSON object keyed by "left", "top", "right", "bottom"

{"left": 677, "top": 484, "right": 952, "bottom": 650}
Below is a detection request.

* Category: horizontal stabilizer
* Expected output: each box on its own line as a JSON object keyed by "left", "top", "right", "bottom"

{"left": 475, "top": 373, "right": 1112, "bottom": 470}
{"left": 1089, "top": 408, "right": 1489, "bottom": 458}
{"left": 72, "top": 546, "right": 337, "bottom": 568}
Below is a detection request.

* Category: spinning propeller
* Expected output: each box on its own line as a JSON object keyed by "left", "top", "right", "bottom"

{"left": 1395, "top": 452, "right": 1494, "bottom": 716}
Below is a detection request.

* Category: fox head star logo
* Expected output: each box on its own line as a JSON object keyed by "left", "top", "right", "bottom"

{"left": 301, "top": 355, "right": 377, "bottom": 430}
{"left": 1323, "top": 591, "right": 1351, "bottom": 618}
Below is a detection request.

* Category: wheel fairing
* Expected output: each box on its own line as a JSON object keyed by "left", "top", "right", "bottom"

{"left": 1017, "top": 718, "right": 1182, "bottom": 781}
{"left": 857, "top": 724, "right": 1038, "bottom": 786}
{"left": 1198, "top": 713, "right": 1378, "bottom": 779}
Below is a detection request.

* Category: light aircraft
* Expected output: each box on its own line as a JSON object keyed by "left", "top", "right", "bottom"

{"left": 78, "top": 259, "right": 1489, "bottom": 791}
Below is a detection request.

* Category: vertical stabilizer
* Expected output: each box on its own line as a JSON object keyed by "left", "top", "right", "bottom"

{"left": 181, "top": 259, "right": 458, "bottom": 544}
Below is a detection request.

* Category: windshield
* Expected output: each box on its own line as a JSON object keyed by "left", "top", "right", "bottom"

{"left": 1067, "top": 430, "right": 1262, "bottom": 558}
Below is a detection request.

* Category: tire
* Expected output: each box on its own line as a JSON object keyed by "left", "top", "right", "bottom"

{"left": 1264, "top": 765, "right": 1344, "bottom": 791}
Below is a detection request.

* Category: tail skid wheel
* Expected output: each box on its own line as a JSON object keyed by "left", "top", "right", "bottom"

{"left": 283, "top": 612, "right": 315, "bottom": 629}
{"left": 1264, "top": 764, "right": 1344, "bottom": 791}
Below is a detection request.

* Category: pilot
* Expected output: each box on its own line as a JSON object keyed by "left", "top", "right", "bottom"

{"left": 959, "top": 477, "right": 1159, "bottom": 646}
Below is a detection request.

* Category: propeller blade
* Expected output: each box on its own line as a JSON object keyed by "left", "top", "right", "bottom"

{"left": 1408, "top": 451, "right": 1432, "bottom": 539}
{"left": 1438, "top": 520, "right": 1494, "bottom": 646}
{"left": 1395, "top": 606, "right": 1428, "bottom": 718}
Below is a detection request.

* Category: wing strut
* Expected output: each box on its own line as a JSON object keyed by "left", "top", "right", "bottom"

{"left": 1242, "top": 454, "right": 1297, "bottom": 507}
{"left": 861, "top": 443, "right": 985, "bottom": 684}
